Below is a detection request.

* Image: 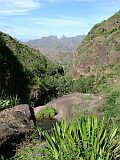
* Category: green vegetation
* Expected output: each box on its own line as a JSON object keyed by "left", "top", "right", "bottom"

{"left": 14, "top": 142, "right": 44, "bottom": 160}
{"left": 1, "top": 32, "right": 93, "bottom": 108}
{"left": 44, "top": 117, "right": 120, "bottom": 160}
{"left": 15, "top": 117, "right": 120, "bottom": 160}
{"left": 1, "top": 31, "right": 120, "bottom": 159}
{"left": 115, "top": 44, "right": 120, "bottom": 51}
{"left": 0, "top": 31, "right": 104, "bottom": 109}
{"left": 0, "top": 31, "right": 65, "bottom": 106}
{"left": 72, "top": 75, "right": 96, "bottom": 94}
{"left": 102, "top": 85, "right": 120, "bottom": 132}
{"left": 1, "top": 11, "right": 120, "bottom": 160}
{"left": 0, "top": 95, "right": 20, "bottom": 111}
{"left": 14, "top": 129, "right": 44, "bottom": 160}
{"left": 36, "top": 106, "right": 57, "bottom": 121}
{"left": 69, "top": 11, "right": 120, "bottom": 78}
{"left": 89, "top": 11, "right": 120, "bottom": 38}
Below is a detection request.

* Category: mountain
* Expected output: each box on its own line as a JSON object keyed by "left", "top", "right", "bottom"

{"left": 25, "top": 35, "right": 85, "bottom": 65}
{"left": 0, "top": 31, "right": 63, "bottom": 104}
{"left": 69, "top": 11, "right": 120, "bottom": 78}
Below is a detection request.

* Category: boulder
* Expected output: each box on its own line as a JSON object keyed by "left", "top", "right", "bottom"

{"left": 0, "top": 104, "right": 36, "bottom": 158}
{"left": 34, "top": 93, "right": 105, "bottom": 121}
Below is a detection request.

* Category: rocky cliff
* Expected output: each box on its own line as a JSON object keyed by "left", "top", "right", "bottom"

{"left": 69, "top": 11, "right": 120, "bottom": 78}
{"left": 25, "top": 35, "right": 85, "bottom": 64}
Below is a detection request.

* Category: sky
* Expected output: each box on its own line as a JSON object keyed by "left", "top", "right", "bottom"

{"left": 0, "top": 0, "right": 120, "bottom": 40}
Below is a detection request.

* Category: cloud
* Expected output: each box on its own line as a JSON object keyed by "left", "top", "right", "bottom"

{"left": 75, "top": 0, "right": 96, "bottom": 2}
{"left": 9, "top": 22, "right": 89, "bottom": 40}
{"left": 0, "top": 25, "right": 14, "bottom": 35}
{"left": 0, "top": 0, "right": 41, "bottom": 15}
{"left": 45, "top": 0, "right": 63, "bottom": 2}
{"left": 44, "top": 0, "right": 96, "bottom": 3}
{"left": 8, "top": 15, "right": 90, "bottom": 39}
{"left": 46, "top": 0, "right": 60, "bottom": 2}
{"left": 25, "top": 16, "right": 86, "bottom": 27}
{"left": 46, "top": 0, "right": 96, "bottom": 2}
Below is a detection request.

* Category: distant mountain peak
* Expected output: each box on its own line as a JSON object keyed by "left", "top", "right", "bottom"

{"left": 25, "top": 35, "right": 85, "bottom": 65}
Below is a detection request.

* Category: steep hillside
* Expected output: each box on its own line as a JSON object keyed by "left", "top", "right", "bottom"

{"left": 69, "top": 11, "right": 120, "bottom": 78}
{"left": 0, "top": 31, "right": 63, "bottom": 104}
{"left": 25, "top": 35, "right": 85, "bottom": 64}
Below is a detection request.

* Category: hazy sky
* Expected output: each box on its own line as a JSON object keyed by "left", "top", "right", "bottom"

{"left": 0, "top": 0, "right": 120, "bottom": 40}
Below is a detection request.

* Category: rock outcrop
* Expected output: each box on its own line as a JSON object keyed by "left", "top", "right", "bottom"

{"left": 69, "top": 11, "right": 120, "bottom": 78}
{"left": 0, "top": 104, "right": 36, "bottom": 158}
{"left": 34, "top": 93, "right": 104, "bottom": 121}
{"left": 25, "top": 35, "right": 85, "bottom": 65}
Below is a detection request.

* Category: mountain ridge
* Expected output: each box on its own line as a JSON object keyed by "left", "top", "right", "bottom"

{"left": 69, "top": 10, "right": 120, "bottom": 78}
{"left": 0, "top": 31, "right": 63, "bottom": 104}
{"left": 25, "top": 35, "right": 85, "bottom": 64}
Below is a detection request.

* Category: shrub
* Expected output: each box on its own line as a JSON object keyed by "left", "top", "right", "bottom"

{"left": 43, "top": 117, "right": 120, "bottom": 160}
{"left": 36, "top": 106, "right": 57, "bottom": 121}
{"left": 0, "top": 95, "right": 20, "bottom": 111}
{"left": 115, "top": 45, "right": 120, "bottom": 51}
{"left": 102, "top": 86, "right": 120, "bottom": 130}
{"left": 14, "top": 129, "right": 45, "bottom": 160}
{"left": 73, "top": 75, "right": 96, "bottom": 94}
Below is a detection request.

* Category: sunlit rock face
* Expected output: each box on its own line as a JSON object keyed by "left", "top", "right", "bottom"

{"left": 69, "top": 11, "right": 120, "bottom": 78}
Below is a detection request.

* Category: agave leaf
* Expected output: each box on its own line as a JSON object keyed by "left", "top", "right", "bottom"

{"left": 44, "top": 132, "right": 59, "bottom": 159}
{"left": 108, "top": 142, "right": 118, "bottom": 154}
{"left": 106, "top": 152, "right": 111, "bottom": 160}
{"left": 91, "top": 117, "right": 96, "bottom": 146}
{"left": 93, "top": 116, "right": 98, "bottom": 130}
{"left": 87, "top": 116, "right": 91, "bottom": 138}
{"left": 59, "top": 138, "right": 67, "bottom": 152}
{"left": 53, "top": 123, "right": 61, "bottom": 143}
{"left": 100, "top": 129, "right": 106, "bottom": 145}
{"left": 81, "top": 117, "right": 87, "bottom": 142}
{"left": 109, "top": 127, "right": 118, "bottom": 143}
{"left": 114, "top": 145, "right": 120, "bottom": 153}
{"left": 78, "top": 119, "right": 83, "bottom": 140}
{"left": 61, "top": 120, "right": 67, "bottom": 139}
{"left": 90, "top": 151, "right": 95, "bottom": 160}
{"left": 93, "top": 136, "right": 99, "bottom": 156}
{"left": 67, "top": 132, "right": 76, "bottom": 147}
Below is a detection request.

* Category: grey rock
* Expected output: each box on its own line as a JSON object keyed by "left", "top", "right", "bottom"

{"left": 0, "top": 104, "right": 36, "bottom": 157}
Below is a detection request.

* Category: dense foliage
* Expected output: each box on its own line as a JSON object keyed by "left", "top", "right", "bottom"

{"left": 0, "top": 32, "right": 65, "bottom": 106}
{"left": 13, "top": 69, "right": 120, "bottom": 159}
{"left": 1, "top": 12, "right": 120, "bottom": 159}
{"left": 0, "top": 31, "right": 100, "bottom": 108}
{"left": 44, "top": 117, "right": 119, "bottom": 160}
{"left": 14, "top": 117, "right": 120, "bottom": 160}
{"left": 0, "top": 95, "right": 20, "bottom": 111}
{"left": 36, "top": 106, "right": 57, "bottom": 121}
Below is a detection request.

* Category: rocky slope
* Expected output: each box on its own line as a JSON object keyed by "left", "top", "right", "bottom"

{"left": 69, "top": 11, "right": 120, "bottom": 78}
{"left": 25, "top": 35, "right": 85, "bottom": 64}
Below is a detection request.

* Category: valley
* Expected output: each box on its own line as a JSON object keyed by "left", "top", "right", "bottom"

{"left": 25, "top": 35, "right": 85, "bottom": 65}
{"left": 0, "top": 10, "right": 120, "bottom": 160}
